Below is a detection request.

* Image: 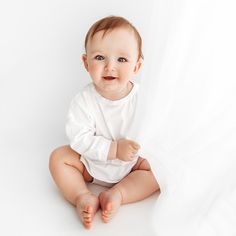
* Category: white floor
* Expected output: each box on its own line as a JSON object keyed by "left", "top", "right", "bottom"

{"left": 0, "top": 144, "right": 158, "bottom": 236}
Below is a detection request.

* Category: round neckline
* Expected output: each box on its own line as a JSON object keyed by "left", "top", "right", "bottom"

{"left": 91, "top": 81, "right": 138, "bottom": 105}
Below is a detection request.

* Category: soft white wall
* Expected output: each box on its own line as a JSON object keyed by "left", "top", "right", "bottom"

{"left": 0, "top": 0, "right": 153, "bottom": 152}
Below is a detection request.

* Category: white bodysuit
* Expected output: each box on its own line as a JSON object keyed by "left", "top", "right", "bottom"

{"left": 66, "top": 82, "right": 139, "bottom": 184}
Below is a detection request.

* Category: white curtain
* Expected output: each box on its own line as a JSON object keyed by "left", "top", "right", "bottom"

{"left": 130, "top": 0, "right": 236, "bottom": 235}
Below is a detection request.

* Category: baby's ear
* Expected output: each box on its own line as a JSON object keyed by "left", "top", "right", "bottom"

{"left": 133, "top": 58, "right": 143, "bottom": 75}
{"left": 82, "top": 54, "right": 89, "bottom": 71}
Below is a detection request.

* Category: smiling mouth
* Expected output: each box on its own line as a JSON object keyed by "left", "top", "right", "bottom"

{"left": 103, "top": 76, "right": 117, "bottom": 80}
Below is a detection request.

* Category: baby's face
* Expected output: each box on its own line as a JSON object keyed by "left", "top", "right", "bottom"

{"left": 83, "top": 27, "right": 142, "bottom": 98}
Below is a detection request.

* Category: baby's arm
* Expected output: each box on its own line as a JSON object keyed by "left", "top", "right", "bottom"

{"left": 108, "top": 139, "right": 140, "bottom": 161}
{"left": 66, "top": 97, "right": 113, "bottom": 162}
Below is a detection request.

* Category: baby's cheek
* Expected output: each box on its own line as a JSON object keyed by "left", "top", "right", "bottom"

{"left": 90, "top": 63, "right": 102, "bottom": 72}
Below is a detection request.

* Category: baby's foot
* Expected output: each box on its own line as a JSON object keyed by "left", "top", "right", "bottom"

{"left": 98, "top": 188, "right": 122, "bottom": 223}
{"left": 76, "top": 192, "right": 99, "bottom": 229}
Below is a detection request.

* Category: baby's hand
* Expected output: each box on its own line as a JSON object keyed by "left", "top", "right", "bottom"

{"left": 116, "top": 139, "right": 140, "bottom": 161}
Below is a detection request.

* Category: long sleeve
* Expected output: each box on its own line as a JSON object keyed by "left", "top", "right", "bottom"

{"left": 65, "top": 93, "right": 111, "bottom": 162}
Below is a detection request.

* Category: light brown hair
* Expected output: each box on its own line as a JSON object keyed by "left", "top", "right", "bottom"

{"left": 84, "top": 16, "right": 144, "bottom": 60}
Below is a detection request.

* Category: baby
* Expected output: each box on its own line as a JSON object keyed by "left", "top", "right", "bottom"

{"left": 49, "top": 16, "right": 159, "bottom": 229}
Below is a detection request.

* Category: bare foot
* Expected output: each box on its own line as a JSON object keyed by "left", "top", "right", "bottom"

{"left": 98, "top": 188, "right": 122, "bottom": 223}
{"left": 76, "top": 192, "right": 100, "bottom": 229}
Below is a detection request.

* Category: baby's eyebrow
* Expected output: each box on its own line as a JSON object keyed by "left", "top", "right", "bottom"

{"left": 117, "top": 51, "right": 132, "bottom": 57}
{"left": 90, "top": 50, "right": 103, "bottom": 55}
{"left": 119, "top": 54, "right": 130, "bottom": 58}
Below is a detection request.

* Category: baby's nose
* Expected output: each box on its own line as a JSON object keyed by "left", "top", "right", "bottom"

{"left": 105, "top": 59, "right": 116, "bottom": 71}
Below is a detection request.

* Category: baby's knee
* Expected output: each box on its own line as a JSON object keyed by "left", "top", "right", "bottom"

{"left": 49, "top": 145, "right": 83, "bottom": 172}
{"left": 49, "top": 145, "right": 71, "bottom": 169}
{"left": 139, "top": 158, "right": 152, "bottom": 171}
{"left": 132, "top": 157, "right": 152, "bottom": 171}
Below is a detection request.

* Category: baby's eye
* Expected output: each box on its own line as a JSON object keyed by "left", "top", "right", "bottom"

{"left": 94, "top": 55, "right": 105, "bottom": 60}
{"left": 118, "top": 57, "right": 128, "bottom": 62}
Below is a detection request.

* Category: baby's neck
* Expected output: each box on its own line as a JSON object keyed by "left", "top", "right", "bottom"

{"left": 96, "top": 82, "right": 133, "bottom": 101}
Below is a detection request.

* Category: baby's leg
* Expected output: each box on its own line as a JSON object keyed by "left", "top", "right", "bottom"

{"left": 49, "top": 145, "right": 99, "bottom": 229}
{"left": 99, "top": 157, "right": 159, "bottom": 222}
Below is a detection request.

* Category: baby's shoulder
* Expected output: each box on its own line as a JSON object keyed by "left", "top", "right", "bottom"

{"left": 71, "top": 83, "right": 94, "bottom": 106}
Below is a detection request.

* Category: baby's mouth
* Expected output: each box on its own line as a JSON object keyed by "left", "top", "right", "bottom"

{"left": 103, "top": 76, "right": 117, "bottom": 80}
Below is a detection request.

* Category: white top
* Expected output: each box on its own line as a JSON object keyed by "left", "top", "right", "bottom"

{"left": 65, "top": 82, "right": 139, "bottom": 183}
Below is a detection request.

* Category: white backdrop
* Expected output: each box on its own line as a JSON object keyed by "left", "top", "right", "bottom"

{"left": 1, "top": 0, "right": 236, "bottom": 235}
{"left": 130, "top": 0, "right": 236, "bottom": 235}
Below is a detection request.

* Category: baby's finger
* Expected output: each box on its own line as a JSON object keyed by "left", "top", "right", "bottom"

{"left": 127, "top": 152, "right": 135, "bottom": 160}
{"left": 132, "top": 142, "right": 140, "bottom": 150}
{"left": 132, "top": 150, "right": 138, "bottom": 154}
{"left": 127, "top": 139, "right": 139, "bottom": 147}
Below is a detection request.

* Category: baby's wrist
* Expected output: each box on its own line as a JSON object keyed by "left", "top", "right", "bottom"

{"left": 107, "top": 141, "right": 117, "bottom": 160}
